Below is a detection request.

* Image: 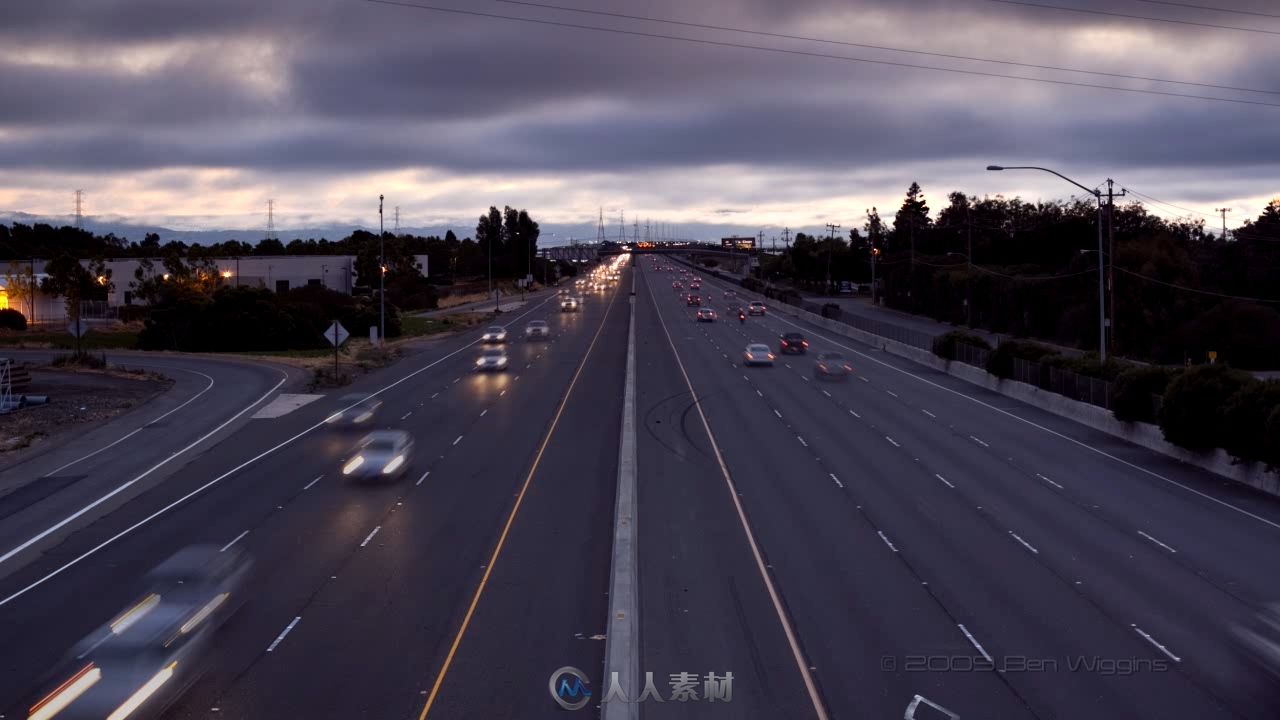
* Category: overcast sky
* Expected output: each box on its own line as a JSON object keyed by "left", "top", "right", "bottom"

{"left": 1, "top": 0, "right": 1277, "bottom": 239}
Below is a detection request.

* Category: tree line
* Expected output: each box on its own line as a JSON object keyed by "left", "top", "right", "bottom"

{"left": 760, "top": 184, "right": 1280, "bottom": 369}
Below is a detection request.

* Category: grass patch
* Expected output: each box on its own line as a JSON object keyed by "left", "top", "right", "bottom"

{"left": 401, "top": 316, "right": 457, "bottom": 337}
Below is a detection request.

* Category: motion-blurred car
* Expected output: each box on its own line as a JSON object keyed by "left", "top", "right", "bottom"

{"left": 25, "top": 545, "right": 252, "bottom": 720}
{"left": 814, "top": 352, "right": 853, "bottom": 380}
{"left": 779, "top": 332, "right": 809, "bottom": 354}
{"left": 326, "top": 394, "right": 383, "bottom": 428}
{"left": 480, "top": 326, "right": 507, "bottom": 343}
{"left": 743, "top": 344, "right": 775, "bottom": 366}
{"left": 475, "top": 346, "right": 508, "bottom": 371}
{"left": 558, "top": 288, "right": 571, "bottom": 296}
{"left": 686, "top": 294, "right": 701, "bottom": 306}
{"left": 696, "top": 308, "right": 717, "bottom": 322}
{"left": 672, "top": 281, "right": 683, "bottom": 290}
{"left": 748, "top": 301, "right": 767, "bottom": 316}
{"left": 525, "top": 320, "right": 550, "bottom": 340}
{"left": 342, "top": 430, "right": 413, "bottom": 481}
{"left": 690, "top": 281, "right": 701, "bottom": 291}
{"left": 723, "top": 290, "right": 736, "bottom": 299}
{"left": 561, "top": 297, "right": 579, "bottom": 312}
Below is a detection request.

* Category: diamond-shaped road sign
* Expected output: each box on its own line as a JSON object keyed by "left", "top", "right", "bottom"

{"left": 324, "top": 321, "right": 350, "bottom": 347}
{"left": 68, "top": 318, "right": 89, "bottom": 338}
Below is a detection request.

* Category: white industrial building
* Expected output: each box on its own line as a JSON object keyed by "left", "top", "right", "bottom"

{"left": 0, "top": 255, "right": 426, "bottom": 325}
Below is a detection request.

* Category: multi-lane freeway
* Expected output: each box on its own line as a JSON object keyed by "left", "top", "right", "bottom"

{"left": 2, "top": 255, "right": 1280, "bottom": 719}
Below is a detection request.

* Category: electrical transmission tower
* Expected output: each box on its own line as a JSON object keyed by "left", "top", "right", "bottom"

{"left": 633, "top": 220, "right": 639, "bottom": 245}
{"left": 783, "top": 227, "right": 791, "bottom": 248}
{"left": 394, "top": 206, "right": 400, "bottom": 233}
{"left": 618, "top": 211, "right": 625, "bottom": 243}
{"left": 645, "top": 220, "right": 651, "bottom": 244}
{"left": 596, "top": 207, "right": 607, "bottom": 244}
{"left": 73, "top": 190, "right": 85, "bottom": 229}
{"left": 266, "top": 199, "right": 276, "bottom": 241}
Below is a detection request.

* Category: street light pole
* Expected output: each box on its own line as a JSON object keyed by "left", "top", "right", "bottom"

{"left": 825, "top": 223, "right": 840, "bottom": 295}
{"left": 986, "top": 165, "right": 1106, "bottom": 361}
{"left": 378, "top": 194, "right": 385, "bottom": 345}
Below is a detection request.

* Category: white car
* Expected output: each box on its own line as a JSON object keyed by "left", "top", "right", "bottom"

{"left": 342, "top": 430, "right": 414, "bottom": 481}
{"left": 748, "top": 301, "right": 767, "bottom": 316}
{"left": 525, "top": 320, "right": 550, "bottom": 339}
{"left": 481, "top": 325, "right": 507, "bottom": 343}
{"left": 476, "top": 346, "right": 509, "bottom": 371}
{"left": 561, "top": 297, "right": 579, "bottom": 312}
{"left": 743, "top": 343, "right": 775, "bottom": 366}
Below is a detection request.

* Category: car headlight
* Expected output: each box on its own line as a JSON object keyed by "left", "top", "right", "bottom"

{"left": 476, "top": 358, "right": 485, "bottom": 366}
{"left": 496, "top": 358, "right": 507, "bottom": 366}
{"left": 343, "top": 456, "right": 365, "bottom": 475}
{"left": 382, "top": 455, "right": 405, "bottom": 475}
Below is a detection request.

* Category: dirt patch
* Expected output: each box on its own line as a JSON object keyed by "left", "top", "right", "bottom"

{"left": 0, "top": 367, "right": 173, "bottom": 458}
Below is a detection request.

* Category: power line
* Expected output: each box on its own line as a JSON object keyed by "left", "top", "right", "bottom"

{"left": 1116, "top": 266, "right": 1280, "bottom": 303}
{"left": 1132, "top": 0, "right": 1280, "bottom": 20}
{"left": 987, "top": 0, "right": 1280, "bottom": 36}
{"left": 496, "top": 0, "right": 1280, "bottom": 96}
{"left": 363, "top": 0, "right": 1280, "bottom": 109}
{"left": 1119, "top": 187, "right": 1215, "bottom": 218}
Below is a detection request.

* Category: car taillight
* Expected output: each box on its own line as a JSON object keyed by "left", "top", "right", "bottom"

{"left": 802, "top": 341, "right": 809, "bottom": 347}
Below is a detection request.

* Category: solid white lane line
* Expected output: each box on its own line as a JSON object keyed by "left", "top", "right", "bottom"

{"left": 766, "top": 310, "right": 1280, "bottom": 533}
{"left": 885, "top": 436, "right": 900, "bottom": 447}
{"left": 480, "top": 409, "right": 487, "bottom": 417}
{"left": 829, "top": 473, "right": 844, "bottom": 488}
{"left": 774, "top": 409, "right": 783, "bottom": 418}
{"left": 643, "top": 270, "right": 831, "bottom": 720}
{"left": 935, "top": 473, "right": 955, "bottom": 488}
{"left": 360, "top": 526, "right": 381, "bottom": 548}
{"left": 958, "top": 624, "right": 993, "bottom": 663}
{"left": 266, "top": 617, "right": 301, "bottom": 653}
{"left": 1138, "top": 530, "right": 1177, "bottom": 553}
{"left": 849, "top": 409, "right": 861, "bottom": 418}
{"left": 887, "top": 390, "right": 899, "bottom": 398}
{"left": 416, "top": 471, "right": 431, "bottom": 486}
{"left": 303, "top": 475, "right": 322, "bottom": 490}
{"left": 452, "top": 435, "right": 463, "bottom": 446}
{"left": 401, "top": 412, "right": 413, "bottom": 420}
{"left": 219, "top": 530, "right": 249, "bottom": 553}
{"left": 0, "top": 370, "right": 286, "bottom": 570}
{"left": 970, "top": 435, "right": 990, "bottom": 448}
{"left": 797, "top": 436, "right": 808, "bottom": 447}
{"left": 877, "top": 531, "right": 898, "bottom": 552}
{"left": 1009, "top": 531, "right": 1039, "bottom": 554}
{"left": 922, "top": 409, "right": 936, "bottom": 418}
{"left": 1036, "top": 473, "right": 1064, "bottom": 489}
{"left": 1132, "top": 624, "right": 1181, "bottom": 662}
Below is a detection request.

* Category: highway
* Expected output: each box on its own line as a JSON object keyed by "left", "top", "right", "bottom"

{"left": 2, "top": 255, "right": 1280, "bottom": 719}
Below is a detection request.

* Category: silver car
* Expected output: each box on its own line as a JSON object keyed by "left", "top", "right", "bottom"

{"left": 325, "top": 394, "right": 382, "bottom": 428}
{"left": 342, "top": 430, "right": 414, "bottom": 481}
{"left": 480, "top": 325, "right": 508, "bottom": 343}
{"left": 476, "top": 346, "right": 508, "bottom": 371}
{"left": 525, "top": 320, "right": 550, "bottom": 340}
{"left": 743, "top": 343, "right": 775, "bottom": 366}
{"left": 28, "top": 546, "right": 252, "bottom": 720}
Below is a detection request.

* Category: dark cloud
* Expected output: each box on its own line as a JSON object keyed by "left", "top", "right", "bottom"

{"left": 0, "top": 0, "right": 1277, "bottom": 216}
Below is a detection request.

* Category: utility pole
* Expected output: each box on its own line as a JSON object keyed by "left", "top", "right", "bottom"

{"left": 965, "top": 206, "right": 973, "bottom": 327}
{"left": 378, "top": 195, "right": 385, "bottom": 343}
{"left": 1105, "top": 179, "right": 1125, "bottom": 356}
{"left": 825, "top": 223, "right": 840, "bottom": 295}
{"left": 1215, "top": 207, "right": 1232, "bottom": 241}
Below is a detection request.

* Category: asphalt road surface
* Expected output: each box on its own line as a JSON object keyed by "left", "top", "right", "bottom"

{"left": 2, "top": 258, "right": 1279, "bottom": 720}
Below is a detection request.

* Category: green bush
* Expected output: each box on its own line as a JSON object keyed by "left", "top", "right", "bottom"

{"left": 1112, "top": 366, "right": 1180, "bottom": 423}
{"left": 933, "top": 330, "right": 992, "bottom": 360}
{"left": 116, "top": 305, "right": 149, "bottom": 323}
{"left": 0, "top": 308, "right": 27, "bottom": 331}
{"left": 986, "top": 340, "right": 1060, "bottom": 379}
{"left": 1158, "top": 364, "right": 1255, "bottom": 451}
{"left": 1221, "top": 381, "right": 1280, "bottom": 464}
{"left": 1042, "top": 353, "right": 1130, "bottom": 382}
